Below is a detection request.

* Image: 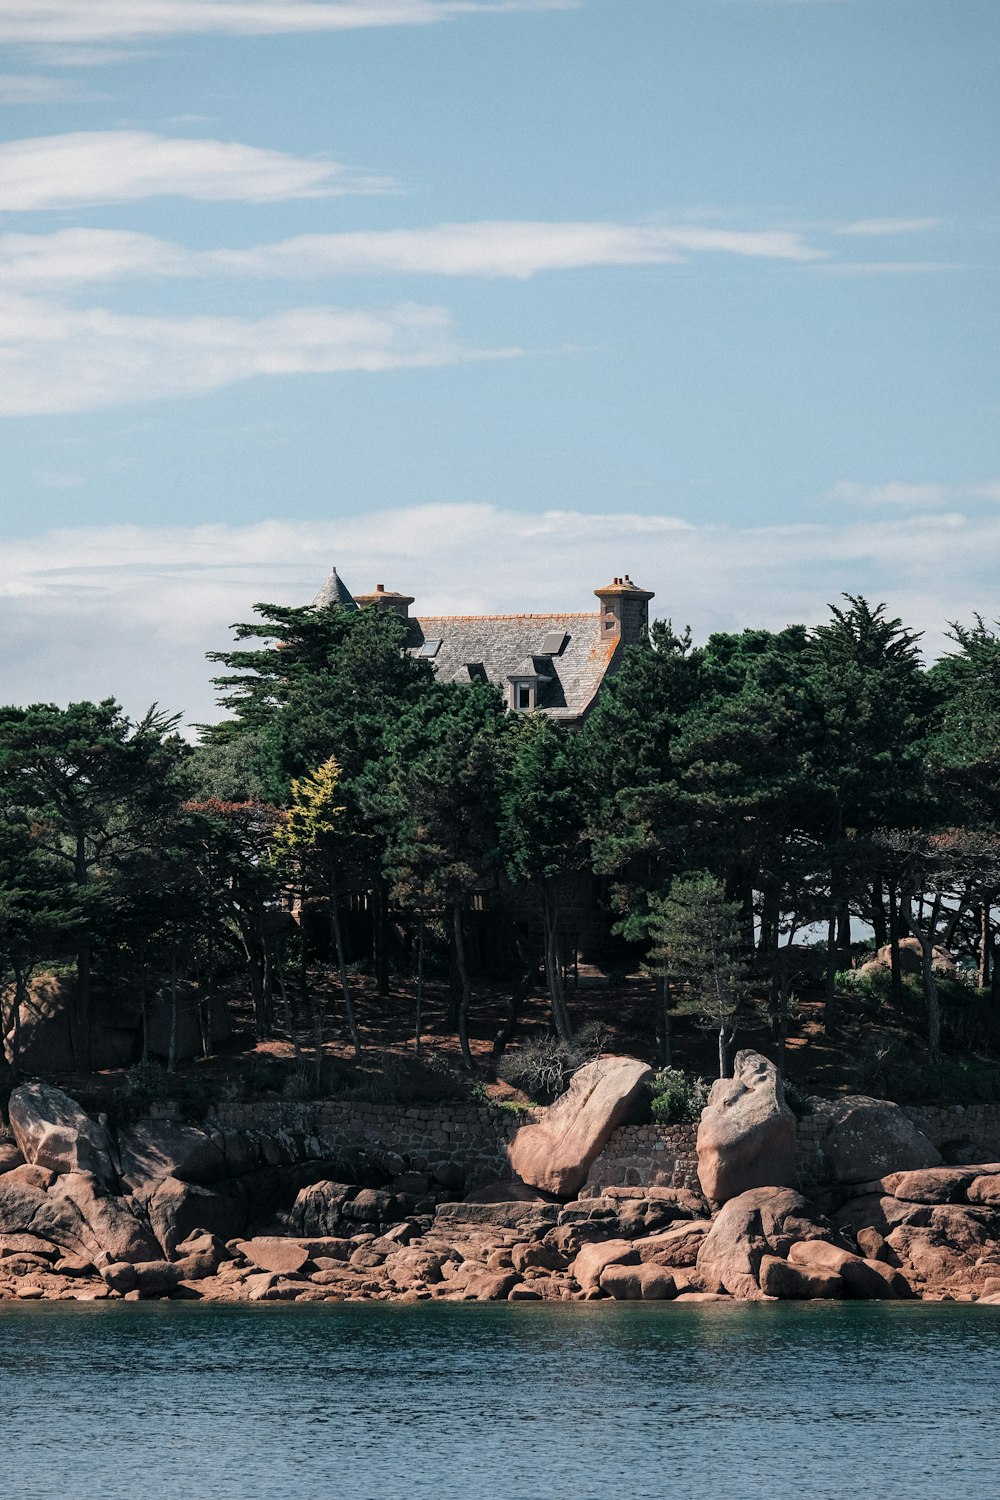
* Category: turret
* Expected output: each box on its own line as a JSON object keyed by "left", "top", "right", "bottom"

{"left": 594, "top": 574, "right": 654, "bottom": 645}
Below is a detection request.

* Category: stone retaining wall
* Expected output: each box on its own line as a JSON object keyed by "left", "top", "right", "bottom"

{"left": 185, "top": 1095, "right": 1000, "bottom": 1199}
{"left": 582, "top": 1123, "right": 700, "bottom": 1194}
{"left": 206, "top": 1099, "right": 542, "bottom": 1189}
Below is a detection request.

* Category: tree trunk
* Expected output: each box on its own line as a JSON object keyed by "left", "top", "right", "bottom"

{"left": 274, "top": 945, "right": 302, "bottom": 1059}
{"left": 870, "top": 880, "right": 887, "bottom": 951}
{"left": 979, "top": 902, "right": 992, "bottom": 992}
{"left": 824, "top": 907, "right": 838, "bottom": 1037}
{"left": 654, "top": 975, "right": 672, "bottom": 1068}
{"left": 718, "top": 1024, "right": 733, "bottom": 1079}
{"left": 452, "top": 901, "right": 474, "bottom": 1071}
{"left": 9, "top": 966, "right": 25, "bottom": 1084}
{"left": 542, "top": 886, "right": 573, "bottom": 1042}
{"left": 906, "top": 893, "right": 942, "bottom": 1065}
{"left": 167, "top": 944, "right": 178, "bottom": 1074}
{"left": 329, "top": 870, "right": 362, "bottom": 1060}
{"left": 887, "top": 878, "right": 904, "bottom": 1017}
{"left": 73, "top": 829, "right": 93, "bottom": 1074}
{"left": 414, "top": 915, "right": 425, "bottom": 1059}
{"left": 375, "top": 881, "right": 391, "bottom": 1000}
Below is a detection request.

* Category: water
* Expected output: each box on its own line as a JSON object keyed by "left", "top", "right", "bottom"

{"left": 3, "top": 1301, "right": 999, "bottom": 1500}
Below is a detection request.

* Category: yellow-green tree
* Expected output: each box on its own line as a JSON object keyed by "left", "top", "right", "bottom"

{"left": 274, "top": 755, "right": 362, "bottom": 1061}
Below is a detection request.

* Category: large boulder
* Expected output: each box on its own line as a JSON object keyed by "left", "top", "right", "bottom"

{"left": 696, "top": 1185, "right": 838, "bottom": 1300}
{"left": 819, "top": 1096, "right": 941, "bottom": 1184}
{"left": 856, "top": 939, "right": 955, "bottom": 979}
{"left": 118, "top": 1120, "right": 226, "bottom": 1192}
{"left": 696, "top": 1050, "right": 796, "bottom": 1204}
{"left": 507, "top": 1055, "right": 653, "bottom": 1198}
{"left": 7, "top": 1083, "right": 118, "bottom": 1189}
{"left": 141, "top": 1176, "right": 244, "bottom": 1258}
{"left": 49, "top": 1172, "right": 160, "bottom": 1265}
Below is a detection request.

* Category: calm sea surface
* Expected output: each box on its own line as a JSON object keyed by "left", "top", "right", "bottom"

{"left": 2, "top": 1300, "right": 998, "bottom": 1500}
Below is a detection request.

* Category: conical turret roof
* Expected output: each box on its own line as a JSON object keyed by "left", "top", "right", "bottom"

{"left": 312, "top": 566, "right": 358, "bottom": 611}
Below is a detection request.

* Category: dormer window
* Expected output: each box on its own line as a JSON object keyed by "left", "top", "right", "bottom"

{"left": 516, "top": 683, "right": 532, "bottom": 710}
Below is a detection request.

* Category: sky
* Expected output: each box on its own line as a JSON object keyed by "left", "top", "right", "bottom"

{"left": 0, "top": 0, "right": 997, "bottom": 726}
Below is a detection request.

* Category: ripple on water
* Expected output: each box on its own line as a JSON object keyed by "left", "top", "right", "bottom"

{"left": 1, "top": 1300, "right": 999, "bottom": 1500}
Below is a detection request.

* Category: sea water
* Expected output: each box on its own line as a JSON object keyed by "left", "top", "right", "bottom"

{"left": 2, "top": 1300, "right": 997, "bottom": 1500}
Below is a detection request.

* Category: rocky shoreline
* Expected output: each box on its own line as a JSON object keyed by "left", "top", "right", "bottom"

{"left": 5, "top": 1060, "right": 1000, "bottom": 1307}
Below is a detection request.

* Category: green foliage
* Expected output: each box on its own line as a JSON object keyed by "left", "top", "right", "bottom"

{"left": 647, "top": 873, "right": 757, "bottom": 1058}
{"left": 115, "top": 1058, "right": 169, "bottom": 1114}
{"left": 648, "top": 1067, "right": 711, "bottom": 1124}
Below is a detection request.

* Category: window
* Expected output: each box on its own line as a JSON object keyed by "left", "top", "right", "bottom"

{"left": 516, "top": 683, "right": 532, "bottom": 710}
{"left": 417, "top": 638, "right": 442, "bottom": 658}
{"left": 540, "top": 630, "right": 568, "bottom": 655}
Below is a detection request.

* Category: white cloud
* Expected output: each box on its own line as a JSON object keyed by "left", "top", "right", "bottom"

{"left": 0, "top": 229, "right": 190, "bottom": 286}
{"left": 0, "top": 1, "right": 575, "bottom": 47}
{"left": 1, "top": 502, "right": 996, "bottom": 727}
{"left": 0, "top": 220, "right": 826, "bottom": 289}
{"left": 0, "top": 131, "right": 390, "bottom": 210}
{"left": 210, "top": 221, "right": 827, "bottom": 276}
{"left": 830, "top": 480, "right": 1000, "bottom": 508}
{"left": 0, "top": 72, "right": 105, "bottom": 102}
{"left": 0, "top": 291, "right": 512, "bottom": 414}
{"left": 837, "top": 217, "right": 944, "bottom": 236}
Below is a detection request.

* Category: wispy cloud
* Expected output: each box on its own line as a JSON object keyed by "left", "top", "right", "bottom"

{"left": 837, "top": 217, "right": 944, "bottom": 237}
{"left": 0, "top": 1, "right": 576, "bottom": 47}
{"left": 0, "top": 293, "right": 514, "bottom": 414}
{"left": 0, "top": 131, "right": 392, "bottom": 211}
{"left": 0, "top": 220, "right": 827, "bottom": 288}
{"left": 0, "top": 72, "right": 105, "bottom": 102}
{"left": 830, "top": 479, "right": 1000, "bottom": 508}
{"left": 1, "top": 502, "right": 996, "bottom": 725}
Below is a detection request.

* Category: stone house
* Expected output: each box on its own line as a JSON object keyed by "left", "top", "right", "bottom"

{"left": 312, "top": 567, "right": 654, "bottom": 725}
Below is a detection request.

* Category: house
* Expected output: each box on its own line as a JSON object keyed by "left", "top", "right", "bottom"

{"left": 311, "top": 567, "right": 654, "bottom": 725}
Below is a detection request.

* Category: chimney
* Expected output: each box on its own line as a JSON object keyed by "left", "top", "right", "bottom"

{"left": 594, "top": 575, "right": 654, "bottom": 646}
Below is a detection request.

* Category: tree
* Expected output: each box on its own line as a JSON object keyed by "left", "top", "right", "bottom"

{"left": 503, "top": 717, "right": 589, "bottom": 1043}
{"left": 804, "top": 597, "right": 930, "bottom": 1030}
{"left": 208, "top": 600, "right": 433, "bottom": 994}
{"left": 0, "top": 700, "right": 185, "bottom": 1069}
{"left": 647, "top": 872, "right": 757, "bottom": 1077}
{"left": 272, "top": 755, "right": 363, "bottom": 1063}
{"left": 383, "top": 680, "right": 506, "bottom": 1067}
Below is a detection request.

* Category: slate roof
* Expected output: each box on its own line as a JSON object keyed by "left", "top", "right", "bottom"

{"left": 407, "top": 613, "right": 620, "bottom": 721}
{"left": 312, "top": 566, "right": 358, "bottom": 611}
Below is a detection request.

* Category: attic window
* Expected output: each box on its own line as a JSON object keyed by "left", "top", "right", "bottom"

{"left": 465, "top": 662, "right": 487, "bottom": 682}
{"left": 417, "top": 638, "right": 442, "bottom": 658}
{"left": 516, "top": 684, "right": 532, "bottom": 710}
{"left": 540, "top": 630, "right": 568, "bottom": 656}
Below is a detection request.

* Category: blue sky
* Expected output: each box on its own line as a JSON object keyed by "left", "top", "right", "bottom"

{"left": 0, "top": 0, "right": 997, "bottom": 723}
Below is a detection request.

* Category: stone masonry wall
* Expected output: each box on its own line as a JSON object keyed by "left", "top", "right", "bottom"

{"left": 196, "top": 1095, "right": 1000, "bottom": 1201}
{"left": 207, "top": 1098, "right": 541, "bottom": 1190}
{"left": 582, "top": 1123, "right": 700, "bottom": 1195}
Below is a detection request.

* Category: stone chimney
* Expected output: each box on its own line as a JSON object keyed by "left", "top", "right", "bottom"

{"left": 594, "top": 574, "right": 654, "bottom": 646}
{"left": 353, "top": 582, "right": 415, "bottom": 620}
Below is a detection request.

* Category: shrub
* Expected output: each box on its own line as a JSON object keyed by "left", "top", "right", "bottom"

{"left": 498, "top": 1021, "right": 612, "bottom": 1104}
{"left": 117, "top": 1058, "right": 168, "bottom": 1112}
{"left": 648, "top": 1067, "right": 711, "bottom": 1125}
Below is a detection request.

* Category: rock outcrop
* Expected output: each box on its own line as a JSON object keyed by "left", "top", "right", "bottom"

{"left": 8, "top": 1082, "right": 118, "bottom": 1189}
{"left": 696, "top": 1050, "right": 796, "bottom": 1204}
{"left": 507, "top": 1054, "right": 653, "bottom": 1197}
{"left": 3, "top": 1084, "right": 1000, "bottom": 1307}
{"left": 820, "top": 1096, "right": 941, "bottom": 1184}
{"left": 696, "top": 1186, "right": 837, "bottom": 1299}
